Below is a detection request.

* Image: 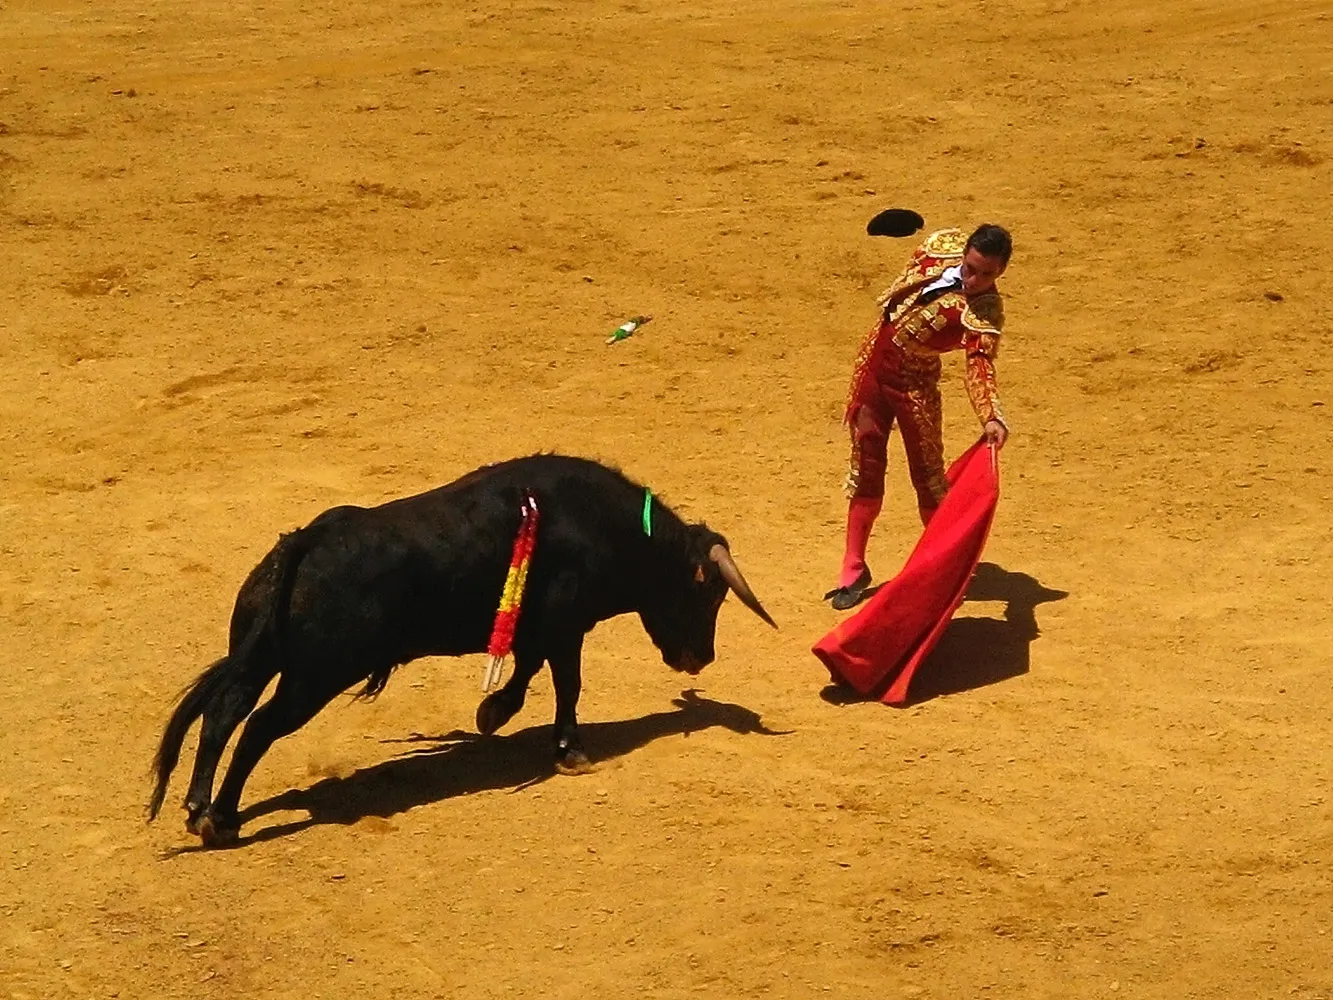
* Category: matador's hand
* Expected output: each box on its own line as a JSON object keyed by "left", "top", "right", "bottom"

{"left": 984, "top": 420, "right": 1008, "bottom": 449}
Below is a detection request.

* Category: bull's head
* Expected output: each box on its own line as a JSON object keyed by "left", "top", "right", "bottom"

{"left": 639, "top": 526, "right": 776, "bottom": 673}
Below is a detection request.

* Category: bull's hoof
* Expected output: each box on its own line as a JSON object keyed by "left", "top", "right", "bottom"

{"left": 197, "top": 813, "right": 239, "bottom": 849}
{"left": 183, "top": 800, "right": 208, "bottom": 836}
{"left": 555, "top": 750, "right": 594, "bottom": 776}
{"left": 476, "top": 693, "right": 515, "bottom": 736}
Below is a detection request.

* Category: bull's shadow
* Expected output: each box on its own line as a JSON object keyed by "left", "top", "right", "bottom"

{"left": 214, "top": 690, "right": 784, "bottom": 848}
{"left": 821, "top": 562, "right": 1068, "bottom": 706}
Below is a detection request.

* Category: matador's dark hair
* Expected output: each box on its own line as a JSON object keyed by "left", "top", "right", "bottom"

{"left": 966, "top": 224, "right": 1013, "bottom": 266}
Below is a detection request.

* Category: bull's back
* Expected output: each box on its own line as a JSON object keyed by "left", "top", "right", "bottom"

{"left": 233, "top": 455, "right": 634, "bottom": 665}
{"left": 283, "top": 490, "right": 518, "bottom": 663}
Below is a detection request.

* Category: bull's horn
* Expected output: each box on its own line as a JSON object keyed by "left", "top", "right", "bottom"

{"left": 709, "top": 544, "right": 777, "bottom": 629}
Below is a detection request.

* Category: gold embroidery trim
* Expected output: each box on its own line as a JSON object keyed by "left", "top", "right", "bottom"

{"left": 964, "top": 334, "right": 1003, "bottom": 426}
{"left": 961, "top": 291, "right": 1005, "bottom": 334}
{"left": 921, "top": 228, "right": 966, "bottom": 258}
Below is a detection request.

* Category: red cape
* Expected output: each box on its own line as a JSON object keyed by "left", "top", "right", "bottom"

{"left": 812, "top": 439, "right": 1000, "bottom": 705}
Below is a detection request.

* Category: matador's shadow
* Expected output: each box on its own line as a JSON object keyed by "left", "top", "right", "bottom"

{"left": 822, "top": 562, "right": 1068, "bottom": 706}
{"left": 208, "top": 690, "right": 785, "bottom": 849}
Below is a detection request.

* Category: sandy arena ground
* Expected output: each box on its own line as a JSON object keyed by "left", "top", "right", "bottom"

{"left": 3, "top": 0, "right": 1331, "bottom": 996}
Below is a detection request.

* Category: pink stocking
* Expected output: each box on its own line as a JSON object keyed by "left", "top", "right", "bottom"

{"left": 839, "top": 496, "right": 882, "bottom": 588}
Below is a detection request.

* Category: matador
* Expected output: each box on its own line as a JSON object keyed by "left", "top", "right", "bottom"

{"left": 825, "top": 223, "right": 1012, "bottom": 611}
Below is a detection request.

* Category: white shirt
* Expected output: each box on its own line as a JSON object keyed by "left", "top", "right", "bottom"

{"left": 918, "top": 264, "right": 963, "bottom": 301}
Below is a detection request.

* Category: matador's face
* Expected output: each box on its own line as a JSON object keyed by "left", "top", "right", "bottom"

{"left": 961, "top": 247, "right": 1007, "bottom": 296}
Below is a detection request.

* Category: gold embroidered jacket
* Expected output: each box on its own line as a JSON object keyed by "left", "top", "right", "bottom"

{"left": 846, "top": 228, "right": 1006, "bottom": 427}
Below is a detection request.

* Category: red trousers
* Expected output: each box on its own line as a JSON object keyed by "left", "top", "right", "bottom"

{"left": 847, "top": 373, "right": 949, "bottom": 524}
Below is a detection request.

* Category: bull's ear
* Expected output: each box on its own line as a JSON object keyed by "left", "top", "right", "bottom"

{"left": 694, "top": 564, "right": 706, "bottom": 584}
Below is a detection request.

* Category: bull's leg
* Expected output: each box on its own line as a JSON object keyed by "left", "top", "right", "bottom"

{"left": 549, "top": 633, "right": 593, "bottom": 775}
{"left": 181, "top": 677, "right": 269, "bottom": 834}
{"left": 476, "top": 646, "right": 544, "bottom": 736}
{"left": 197, "top": 673, "right": 341, "bottom": 847}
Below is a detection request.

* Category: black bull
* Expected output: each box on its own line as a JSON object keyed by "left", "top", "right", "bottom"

{"left": 148, "top": 454, "right": 776, "bottom": 846}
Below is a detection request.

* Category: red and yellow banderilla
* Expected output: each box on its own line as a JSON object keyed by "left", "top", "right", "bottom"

{"left": 482, "top": 491, "right": 540, "bottom": 692}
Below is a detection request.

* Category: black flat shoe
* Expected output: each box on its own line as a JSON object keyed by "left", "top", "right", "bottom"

{"left": 824, "top": 568, "right": 872, "bottom": 611}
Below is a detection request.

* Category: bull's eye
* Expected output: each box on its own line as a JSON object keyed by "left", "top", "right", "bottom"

{"left": 694, "top": 564, "right": 706, "bottom": 584}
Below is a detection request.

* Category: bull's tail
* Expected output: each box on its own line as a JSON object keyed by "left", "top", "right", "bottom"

{"left": 146, "top": 528, "right": 311, "bottom": 821}
{"left": 147, "top": 654, "right": 238, "bottom": 820}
